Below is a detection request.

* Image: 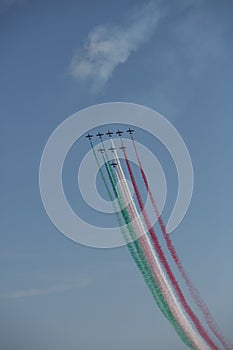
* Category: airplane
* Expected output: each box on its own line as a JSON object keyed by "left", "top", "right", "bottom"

{"left": 85, "top": 133, "right": 93, "bottom": 140}
{"left": 119, "top": 146, "right": 126, "bottom": 150}
{"left": 126, "top": 128, "right": 134, "bottom": 135}
{"left": 108, "top": 146, "right": 116, "bottom": 152}
{"left": 98, "top": 148, "right": 105, "bottom": 154}
{"left": 96, "top": 132, "right": 104, "bottom": 139}
{"left": 106, "top": 130, "right": 113, "bottom": 137}
{"left": 110, "top": 161, "right": 118, "bottom": 168}
{"left": 116, "top": 129, "right": 123, "bottom": 136}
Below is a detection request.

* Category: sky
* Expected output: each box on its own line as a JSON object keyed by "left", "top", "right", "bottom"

{"left": 1, "top": 0, "right": 233, "bottom": 349}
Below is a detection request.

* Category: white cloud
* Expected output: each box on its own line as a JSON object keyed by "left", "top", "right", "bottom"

{"left": 70, "top": 2, "right": 163, "bottom": 92}
{"left": 6, "top": 278, "right": 90, "bottom": 299}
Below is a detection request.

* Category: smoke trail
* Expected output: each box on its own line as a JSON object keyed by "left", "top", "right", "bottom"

{"left": 91, "top": 141, "right": 194, "bottom": 348}
{"left": 111, "top": 140, "right": 210, "bottom": 350}
{"left": 131, "top": 136, "right": 231, "bottom": 350}
{"left": 91, "top": 142, "right": 197, "bottom": 350}
{"left": 119, "top": 139, "right": 220, "bottom": 350}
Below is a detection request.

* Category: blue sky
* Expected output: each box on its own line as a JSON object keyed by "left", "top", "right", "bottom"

{"left": 1, "top": 0, "right": 233, "bottom": 349}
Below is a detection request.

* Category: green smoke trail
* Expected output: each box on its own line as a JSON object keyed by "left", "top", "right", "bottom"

{"left": 90, "top": 141, "right": 194, "bottom": 349}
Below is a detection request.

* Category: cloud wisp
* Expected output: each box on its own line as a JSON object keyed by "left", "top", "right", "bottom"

{"left": 70, "top": 2, "right": 163, "bottom": 92}
{"left": 6, "top": 278, "right": 90, "bottom": 299}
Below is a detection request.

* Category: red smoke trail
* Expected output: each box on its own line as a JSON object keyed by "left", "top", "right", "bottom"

{"left": 131, "top": 137, "right": 231, "bottom": 350}
{"left": 121, "top": 139, "right": 219, "bottom": 350}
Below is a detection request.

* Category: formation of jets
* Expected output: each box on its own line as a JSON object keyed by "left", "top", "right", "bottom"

{"left": 86, "top": 128, "right": 135, "bottom": 169}
{"left": 86, "top": 128, "right": 134, "bottom": 141}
